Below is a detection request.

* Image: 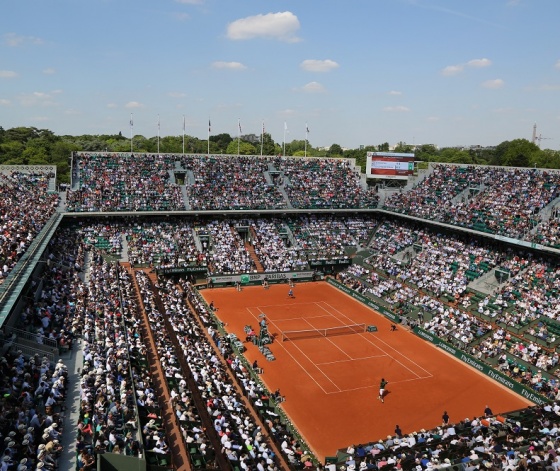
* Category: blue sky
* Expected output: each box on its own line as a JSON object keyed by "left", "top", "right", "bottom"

{"left": 1, "top": 0, "right": 559, "bottom": 150}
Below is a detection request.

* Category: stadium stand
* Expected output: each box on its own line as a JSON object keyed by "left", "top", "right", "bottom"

{"left": 5, "top": 156, "right": 560, "bottom": 471}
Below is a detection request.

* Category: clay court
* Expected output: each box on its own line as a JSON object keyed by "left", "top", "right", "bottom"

{"left": 202, "top": 281, "right": 532, "bottom": 461}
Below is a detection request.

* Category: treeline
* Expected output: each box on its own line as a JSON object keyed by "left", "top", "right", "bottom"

{"left": 0, "top": 126, "right": 559, "bottom": 184}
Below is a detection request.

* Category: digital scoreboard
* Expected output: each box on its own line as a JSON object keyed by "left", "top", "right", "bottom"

{"left": 366, "top": 152, "right": 415, "bottom": 180}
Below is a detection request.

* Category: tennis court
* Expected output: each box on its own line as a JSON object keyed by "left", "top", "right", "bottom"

{"left": 202, "top": 281, "right": 532, "bottom": 461}
{"left": 247, "top": 300, "right": 432, "bottom": 395}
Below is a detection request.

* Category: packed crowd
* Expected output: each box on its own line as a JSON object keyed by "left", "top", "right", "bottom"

{"left": 76, "top": 260, "right": 143, "bottom": 461}
{"left": 530, "top": 211, "right": 560, "bottom": 248}
{"left": 337, "top": 402, "right": 560, "bottom": 471}
{"left": 0, "top": 171, "right": 59, "bottom": 285}
{"left": 66, "top": 153, "right": 185, "bottom": 212}
{"left": 181, "top": 155, "right": 287, "bottom": 210}
{"left": 0, "top": 226, "right": 84, "bottom": 470}
{"left": 384, "top": 165, "right": 560, "bottom": 241}
{"left": 274, "top": 157, "right": 378, "bottom": 210}
{"left": 248, "top": 218, "right": 308, "bottom": 272}
{"left": 136, "top": 270, "right": 287, "bottom": 470}
{"left": 287, "top": 215, "right": 378, "bottom": 261}
{"left": 125, "top": 221, "right": 206, "bottom": 269}
{"left": 65, "top": 153, "right": 379, "bottom": 213}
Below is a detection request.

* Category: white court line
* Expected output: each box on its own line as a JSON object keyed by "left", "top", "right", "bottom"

{"left": 316, "top": 301, "right": 433, "bottom": 380}
{"left": 301, "top": 317, "right": 354, "bottom": 362}
{"left": 321, "top": 301, "right": 434, "bottom": 378}
{"left": 317, "top": 354, "right": 387, "bottom": 366}
{"left": 250, "top": 302, "right": 326, "bottom": 309}
{"left": 246, "top": 307, "right": 338, "bottom": 394}
{"left": 269, "top": 314, "right": 332, "bottom": 323}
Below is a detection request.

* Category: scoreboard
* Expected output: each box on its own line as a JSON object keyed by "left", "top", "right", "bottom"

{"left": 366, "top": 152, "right": 415, "bottom": 180}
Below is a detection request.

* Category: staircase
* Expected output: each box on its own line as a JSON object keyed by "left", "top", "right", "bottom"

{"left": 244, "top": 241, "right": 264, "bottom": 273}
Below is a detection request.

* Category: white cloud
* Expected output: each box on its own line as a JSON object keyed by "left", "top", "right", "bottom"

{"left": 555, "top": 60, "right": 560, "bottom": 70}
{"left": 42, "top": 68, "right": 56, "bottom": 75}
{"left": 227, "top": 12, "right": 301, "bottom": 42}
{"left": 107, "top": 103, "right": 117, "bottom": 109}
{"left": 300, "top": 81, "right": 326, "bottom": 93}
{"left": 482, "top": 79, "right": 504, "bottom": 89}
{"left": 300, "top": 59, "right": 339, "bottom": 72}
{"left": 0, "top": 99, "right": 10, "bottom": 106}
{"left": 383, "top": 106, "right": 410, "bottom": 112}
{"left": 3, "top": 32, "right": 43, "bottom": 47}
{"left": 467, "top": 58, "right": 492, "bottom": 68}
{"left": 442, "top": 58, "right": 492, "bottom": 76}
{"left": 212, "top": 61, "right": 247, "bottom": 70}
{"left": 388, "top": 90, "right": 402, "bottom": 96}
{"left": 441, "top": 65, "right": 464, "bottom": 76}
{"left": 19, "top": 91, "right": 58, "bottom": 107}
{"left": 125, "top": 101, "right": 144, "bottom": 108}
{"left": 168, "top": 92, "right": 187, "bottom": 98}
{"left": 0, "top": 70, "right": 18, "bottom": 79}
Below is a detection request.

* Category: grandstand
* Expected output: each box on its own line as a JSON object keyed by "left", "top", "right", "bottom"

{"left": 2, "top": 155, "right": 560, "bottom": 471}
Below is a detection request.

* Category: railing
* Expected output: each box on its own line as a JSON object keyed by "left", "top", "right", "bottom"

{"left": 10, "top": 342, "right": 55, "bottom": 363}
{"left": 5, "top": 326, "right": 58, "bottom": 349}
{"left": 0, "top": 212, "right": 63, "bottom": 325}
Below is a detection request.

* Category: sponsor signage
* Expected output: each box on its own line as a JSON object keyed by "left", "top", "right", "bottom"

{"left": 210, "top": 271, "right": 315, "bottom": 285}
{"left": 158, "top": 266, "right": 208, "bottom": 275}
{"left": 309, "top": 258, "right": 351, "bottom": 267}
{"left": 413, "top": 326, "right": 548, "bottom": 404}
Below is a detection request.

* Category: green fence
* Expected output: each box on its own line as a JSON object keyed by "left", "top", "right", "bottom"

{"left": 413, "top": 326, "right": 548, "bottom": 405}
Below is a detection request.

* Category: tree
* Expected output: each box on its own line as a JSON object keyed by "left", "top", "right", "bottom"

{"left": 498, "top": 139, "right": 540, "bottom": 167}
{"left": 209, "top": 133, "right": 233, "bottom": 153}
{"left": 328, "top": 143, "right": 343, "bottom": 157}
{"left": 0, "top": 141, "right": 25, "bottom": 164}
{"left": 415, "top": 144, "right": 437, "bottom": 162}
{"left": 225, "top": 140, "right": 256, "bottom": 155}
{"left": 394, "top": 141, "right": 414, "bottom": 153}
{"left": 260, "top": 133, "right": 277, "bottom": 156}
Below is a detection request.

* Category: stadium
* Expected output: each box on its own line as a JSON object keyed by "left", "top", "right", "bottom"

{"left": 1, "top": 152, "right": 560, "bottom": 471}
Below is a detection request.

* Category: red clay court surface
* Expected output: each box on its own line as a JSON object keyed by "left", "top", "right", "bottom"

{"left": 202, "top": 281, "right": 532, "bottom": 461}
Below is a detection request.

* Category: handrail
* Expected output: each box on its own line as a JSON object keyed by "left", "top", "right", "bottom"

{"left": 0, "top": 212, "right": 63, "bottom": 324}
{"left": 5, "top": 326, "right": 58, "bottom": 349}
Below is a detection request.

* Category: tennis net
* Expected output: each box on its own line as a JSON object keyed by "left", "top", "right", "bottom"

{"left": 281, "top": 323, "right": 366, "bottom": 342}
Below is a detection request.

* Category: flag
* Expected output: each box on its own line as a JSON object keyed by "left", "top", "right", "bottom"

{"left": 284, "top": 121, "right": 288, "bottom": 131}
{"left": 238, "top": 119, "right": 242, "bottom": 134}
{"left": 262, "top": 121, "right": 265, "bottom": 134}
{"left": 208, "top": 119, "right": 211, "bottom": 133}
{"left": 157, "top": 115, "right": 160, "bottom": 131}
{"left": 130, "top": 114, "right": 133, "bottom": 127}
{"left": 306, "top": 124, "right": 310, "bottom": 134}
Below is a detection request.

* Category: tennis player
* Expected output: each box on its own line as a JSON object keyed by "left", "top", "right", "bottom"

{"left": 288, "top": 288, "right": 295, "bottom": 298}
{"left": 378, "top": 378, "right": 388, "bottom": 403}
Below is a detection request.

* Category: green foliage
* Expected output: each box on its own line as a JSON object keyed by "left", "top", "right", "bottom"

{"left": 209, "top": 133, "right": 233, "bottom": 153}
{"left": 225, "top": 140, "right": 256, "bottom": 155}
{"left": 328, "top": 143, "right": 343, "bottom": 157}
